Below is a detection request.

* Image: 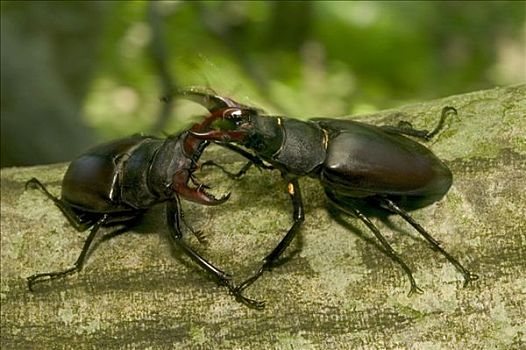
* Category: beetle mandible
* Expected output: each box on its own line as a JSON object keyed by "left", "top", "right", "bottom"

{"left": 25, "top": 108, "right": 261, "bottom": 306}
{"left": 180, "top": 90, "right": 479, "bottom": 308}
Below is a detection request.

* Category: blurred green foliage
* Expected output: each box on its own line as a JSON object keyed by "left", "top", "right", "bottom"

{"left": 1, "top": 1, "right": 525, "bottom": 166}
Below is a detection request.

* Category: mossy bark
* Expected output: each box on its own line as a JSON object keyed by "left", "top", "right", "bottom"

{"left": 1, "top": 84, "right": 525, "bottom": 349}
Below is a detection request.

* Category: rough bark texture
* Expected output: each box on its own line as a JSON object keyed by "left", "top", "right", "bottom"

{"left": 1, "top": 84, "right": 525, "bottom": 349}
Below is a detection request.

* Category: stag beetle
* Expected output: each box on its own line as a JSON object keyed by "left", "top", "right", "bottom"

{"left": 25, "top": 108, "right": 261, "bottom": 306}
{"left": 178, "top": 90, "right": 479, "bottom": 308}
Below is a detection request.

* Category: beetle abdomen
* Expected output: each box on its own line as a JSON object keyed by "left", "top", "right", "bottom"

{"left": 320, "top": 121, "right": 452, "bottom": 202}
{"left": 62, "top": 136, "right": 152, "bottom": 212}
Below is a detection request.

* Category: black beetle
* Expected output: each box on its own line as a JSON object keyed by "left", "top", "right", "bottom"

{"left": 179, "top": 90, "right": 479, "bottom": 308}
{"left": 25, "top": 109, "right": 259, "bottom": 305}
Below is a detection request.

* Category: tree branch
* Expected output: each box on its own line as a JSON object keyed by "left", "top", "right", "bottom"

{"left": 2, "top": 84, "right": 525, "bottom": 349}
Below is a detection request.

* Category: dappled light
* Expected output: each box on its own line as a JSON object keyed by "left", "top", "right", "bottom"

{"left": 1, "top": 1, "right": 524, "bottom": 166}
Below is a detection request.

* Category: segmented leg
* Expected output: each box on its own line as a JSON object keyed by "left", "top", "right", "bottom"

{"left": 26, "top": 178, "right": 141, "bottom": 291}
{"left": 381, "top": 106, "right": 457, "bottom": 141}
{"left": 235, "top": 179, "right": 305, "bottom": 303}
{"left": 326, "top": 190, "right": 423, "bottom": 295}
{"left": 27, "top": 214, "right": 108, "bottom": 291}
{"left": 26, "top": 178, "right": 94, "bottom": 230}
{"left": 378, "top": 197, "right": 479, "bottom": 286}
{"left": 166, "top": 197, "right": 264, "bottom": 309}
{"left": 201, "top": 160, "right": 254, "bottom": 179}
{"left": 201, "top": 143, "right": 274, "bottom": 179}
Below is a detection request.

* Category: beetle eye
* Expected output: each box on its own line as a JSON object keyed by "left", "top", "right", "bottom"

{"left": 227, "top": 109, "right": 244, "bottom": 118}
{"left": 210, "top": 108, "right": 256, "bottom": 131}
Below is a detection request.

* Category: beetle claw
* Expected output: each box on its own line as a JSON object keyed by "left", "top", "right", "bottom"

{"left": 211, "top": 191, "right": 231, "bottom": 204}
{"left": 228, "top": 285, "right": 265, "bottom": 309}
{"left": 175, "top": 88, "right": 264, "bottom": 114}
{"left": 408, "top": 285, "right": 424, "bottom": 296}
{"left": 200, "top": 186, "right": 231, "bottom": 205}
{"left": 462, "top": 272, "right": 480, "bottom": 287}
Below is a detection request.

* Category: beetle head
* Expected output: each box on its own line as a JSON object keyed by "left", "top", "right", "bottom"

{"left": 189, "top": 107, "right": 257, "bottom": 143}
{"left": 179, "top": 89, "right": 283, "bottom": 157}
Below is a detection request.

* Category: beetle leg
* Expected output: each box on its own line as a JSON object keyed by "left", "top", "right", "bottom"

{"left": 166, "top": 199, "right": 264, "bottom": 309}
{"left": 380, "top": 121, "right": 430, "bottom": 140}
{"left": 27, "top": 214, "right": 109, "bottom": 291}
{"left": 201, "top": 160, "right": 254, "bottom": 179}
{"left": 325, "top": 190, "right": 424, "bottom": 295}
{"left": 201, "top": 143, "right": 274, "bottom": 179}
{"left": 378, "top": 197, "right": 479, "bottom": 286}
{"left": 219, "top": 143, "right": 275, "bottom": 171}
{"left": 381, "top": 106, "right": 457, "bottom": 141}
{"left": 188, "top": 174, "right": 210, "bottom": 190}
{"left": 425, "top": 106, "right": 457, "bottom": 140}
{"left": 25, "top": 178, "right": 94, "bottom": 230}
{"left": 174, "top": 195, "right": 208, "bottom": 245}
{"left": 236, "top": 179, "right": 305, "bottom": 296}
